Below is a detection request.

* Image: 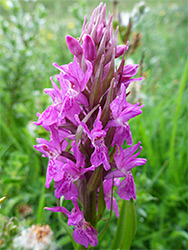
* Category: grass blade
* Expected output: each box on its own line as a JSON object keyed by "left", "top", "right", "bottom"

{"left": 169, "top": 59, "right": 188, "bottom": 182}
{"left": 36, "top": 179, "right": 45, "bottom": 224}
{"left": 0, "top": 118, "right": 22, "bottom": 151}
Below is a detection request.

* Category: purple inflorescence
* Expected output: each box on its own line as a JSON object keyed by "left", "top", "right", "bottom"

{"left": 34, "top": 2, "right": 146, "bottom": 247}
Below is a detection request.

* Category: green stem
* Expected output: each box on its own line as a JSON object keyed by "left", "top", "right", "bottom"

{"left": 87, "top": 166, "right": 103, "bottom": 192}
{"left": 84, "top": 166, "right": 103, "bottom": 227}
{"left": 87, "top": 190, "right": 97, "bottom": 226}
{"left": 80, "top": 245, "right": 87, "bottom": 250}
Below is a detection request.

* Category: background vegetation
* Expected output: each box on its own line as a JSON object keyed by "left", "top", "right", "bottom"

{"left": 0, "top": 0, "right": 187, "bottom": 249}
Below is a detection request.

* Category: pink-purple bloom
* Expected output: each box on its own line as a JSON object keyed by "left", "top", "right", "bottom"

{"left": 45, "top": 200, "right": 98, "bottom": 248}
{"left": 76, "top": 107, "right": 110, "bottom": 171}
{"left": 117, "top": 172, "right": 136, "bottom": 200}
{"left": 121, "top": 64, "right": 143, "bottom": 88}
{"left": 34, "top": 2, "right": 146, "bottom": 248}
{"left": 105, "top": 142, "right": 146, "bottom": 200}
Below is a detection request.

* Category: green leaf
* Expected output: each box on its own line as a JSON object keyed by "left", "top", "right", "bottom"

{"left": 120, "top": 199, "right": 137, "bottom": 250}
{"left": 169, "top": 58, "right": 188, "bottom": 183}
{"left": 111, "top": 200, "right": 126, "bottom": 250}
{"left": 36, "top": 179, "right": 45, "bottom": 224}
{"left": 171, "top": 230, "right": 188, "bottom": 241}
{"left": 96, "top": 183, "right": 106, "bottom": 222}
{"left": 56, "top": 235, "right": 71, "bottom": 248}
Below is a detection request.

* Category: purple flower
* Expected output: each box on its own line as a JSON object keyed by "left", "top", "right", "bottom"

{"left": 110, "top": 85, "right": 144, "bottom": 126}
{"left": 105, "top": 142, "right": 146, "bottom": 200}
{"left": 34, "top": 126, "right": 66, "bottom": 160}
{"left": 46, "top": 141, "right": 94, "bottom": 200}
{"left": 46, "top": 159, "right": 66, "bottom": 189}
{"left": 56, "top": 72, "right": 82, "bottom": 123}
{"left": 53, "top": 162, "right": 79, "bottom": 200}
{"left": 34, "top": 75, "right": 81, "bottom": 126}
{"left": 72, "top": 217, "right": 98, "bottom": 248}
{"left": 112, "top": 124, "right": 133, "bottom": 147}
{"left": 114, "top": 142, "right": 147, "bottom": 173}
{"left": 53, "top": 56, "right": 92, "bottom": 93}
{"left": 45, "top": 200, "right": 98, "bottom": 248}
{"left": 36, "top": 55, "right": 93, "bottom": 126}
{"left": 121, "top": 64, "right": 143, "bottom": 88}
{"left": 34, "top": 126, "right": 68, "bottom": 188}
{"left": 76, "top": 107, "right": 110, "bottom": 171}
{"left": 107, "top": 85, "right": 144, "bottom": 146}
{"left": 117, "top": 171, "right": 136, "bottom": 200}
{"left": 34, "top": 106, "right": 59, "bottom": 127}
{"left": 53, "top": 158, "right": 95, "bottom": 200}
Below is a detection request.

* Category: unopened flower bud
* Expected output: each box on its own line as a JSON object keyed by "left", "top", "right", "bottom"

{"left": 83, "top": 35, "right": 96, "bottom": 61}
{"left": 115, "top": 45, "right": 128, "bottom": 58}
{"left": 66, "top": 35, "right": 83, "bottom": 57}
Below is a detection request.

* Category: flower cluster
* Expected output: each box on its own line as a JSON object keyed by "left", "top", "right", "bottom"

{"left": 34, "top": 3, "right": 146, "bottom": 248}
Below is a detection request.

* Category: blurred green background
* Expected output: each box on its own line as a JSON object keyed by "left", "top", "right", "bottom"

{"left": 0, "top": 0, "right": 187, "bottom": 249}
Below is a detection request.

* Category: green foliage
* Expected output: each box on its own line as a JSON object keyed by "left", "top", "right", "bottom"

{"left": 111, "top": 200, "right": 126, "bottom": 250}
{"left": 128, "top": 3, "right": 188, "bottom": 249}
{"left": 0, "top": 0, "right": 187, "bottom": 249}
{"left": 0, "top": 215, "right": 19, "bottom": 249}
{"left": 120, "top": 199, "right": 137, "bottom": 250}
